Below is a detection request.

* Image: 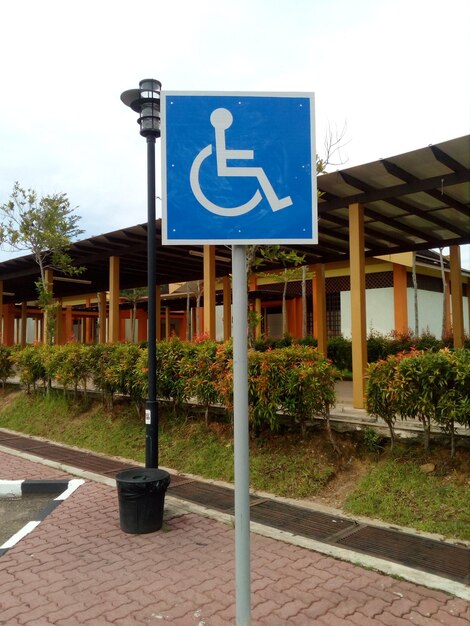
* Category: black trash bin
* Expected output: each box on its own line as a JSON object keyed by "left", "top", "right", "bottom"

{"left": 116, "top": 468, "right": 171, "bottom": 534}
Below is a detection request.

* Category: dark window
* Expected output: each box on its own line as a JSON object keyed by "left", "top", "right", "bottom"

{"left": 326, "top": 292, "right": 341, "bottom": 337}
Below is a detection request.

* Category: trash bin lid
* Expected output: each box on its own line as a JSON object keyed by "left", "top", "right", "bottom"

{"left": 116, "top": 467, "right": 171, "bottom": 486}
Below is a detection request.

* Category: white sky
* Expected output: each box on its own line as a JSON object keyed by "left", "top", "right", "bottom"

{"left": 0, "top": 0, "right": 469, "bottom": 266}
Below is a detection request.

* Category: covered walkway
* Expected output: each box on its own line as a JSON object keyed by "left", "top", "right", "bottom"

{"left": 1, "top": 135, "right": 469, "bottom": 409}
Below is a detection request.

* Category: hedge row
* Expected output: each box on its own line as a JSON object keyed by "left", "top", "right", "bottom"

{"left": 366, "top": 348, "right": 470, "bottom": 455}
{"left": 1, "top": 340, "right": 339, "bottom": 436}
{"left": 254, "top": 331, "right": 470, "bottom": 372}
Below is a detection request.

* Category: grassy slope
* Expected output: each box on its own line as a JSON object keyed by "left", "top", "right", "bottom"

{"left": 1, "top": 388, "right": 469, "bottom": 541}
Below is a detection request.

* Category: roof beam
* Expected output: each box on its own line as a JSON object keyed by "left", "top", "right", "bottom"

{"left": 319, "top": 170, "right": 469, "bottom": 211}
{"left": 382, "top": 160, "right": 469, "bottom": 217}
{"left": 319, "top": 190, "right": 424, "bottom": 248}
{"left": 430, "top": 145, "right": 467, "bottom": 174}
{"left": 363, "top": 207, "right": 428, "bottom": 242}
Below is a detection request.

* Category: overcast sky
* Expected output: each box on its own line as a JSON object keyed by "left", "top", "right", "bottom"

{"left": 0, "top": 0, "right": 469, "bottom": 266}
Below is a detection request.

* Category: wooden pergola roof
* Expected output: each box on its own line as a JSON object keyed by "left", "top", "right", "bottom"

{"left": 1, "top": 134, "right": 469, "bottom": 305}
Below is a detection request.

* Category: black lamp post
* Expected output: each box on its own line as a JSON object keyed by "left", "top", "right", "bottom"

{"left": 121, "top": 79, "right": 161, "bottom": 468}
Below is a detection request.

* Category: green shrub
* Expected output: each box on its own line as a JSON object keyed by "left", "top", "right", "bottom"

{"left": 366, "top": 348, "right": 470, "bottom": 455}
{"left": 156, "top": 338, "right": 191, "bottom": 414}
{"left": 14, "top": 345, "right": 48, "bottom": 393}
{"left": 275, "top": 345, "right": 338, "bottom": 447}
{"left": 414, "top": 330, "right": 441, "bottom": 352}
{"left": 248, "top": 349, "right": 285, "bottom": 432}
{"left": 366, "top": 331, "right": 390, "bottom": 363}
{"left": 327, "top": 336, "right": 352, "bottom": 371}
{"left": 362, "top": 426, "right": 383, "bottom": 453}
{"left": 0, "top": 345, "right": 14, "bottom": 388}
{"left": 211, "top": 340, "right": 234, "bottom": 417}
{"left": 366, "top": 353, "right": 405, "bottom": 447}
{"left": 88, "top": 344, "right": 122, "bottom": 408}
{"left": 396, "top": 350, "right": 451, "bottom": 451}
{"left": 180, "top": 340, "right": 218, "bottom": 425}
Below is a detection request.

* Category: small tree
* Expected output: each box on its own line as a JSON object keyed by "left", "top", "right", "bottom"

{"left": 257, "top": 246, "right": 305, "bottom": 336}
{"left": 0, "top": 183, "right": 83, "bottom": 343}
{"left": 121, "top": 288, "right": 147, "bottom": 342}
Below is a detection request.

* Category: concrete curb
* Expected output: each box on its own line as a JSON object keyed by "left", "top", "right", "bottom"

{"left": 1, "top": 444, "right": 469, "bottom": 601}
{"left": 0, "top": 477, "right": 84, "bottom": 556}
{"left": 0, "top": 478, "right": 70, "bottom": 498}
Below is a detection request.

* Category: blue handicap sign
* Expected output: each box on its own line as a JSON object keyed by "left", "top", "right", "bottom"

{"left": 161, "top": 92, "right": 317, "bottom": 245}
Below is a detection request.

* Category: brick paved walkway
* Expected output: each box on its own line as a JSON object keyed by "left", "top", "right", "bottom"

{"left": 0, "top": 449, "right": 469, "bottom": 625}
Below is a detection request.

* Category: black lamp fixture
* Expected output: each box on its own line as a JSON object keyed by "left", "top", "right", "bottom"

{"left": 121, "top": 79, "right": 161, "bottom": 468}
{"left": 121, "top": 79, "right": 162, "bottom": 138}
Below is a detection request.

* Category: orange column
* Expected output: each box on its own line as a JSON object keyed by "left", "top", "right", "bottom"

{"left": 312, "top": 264, "right": 327, "bottom": 356}
{"left": 156, "top": 285, "right": 161, "bottom": 341}
{"left": 85, "top": 298, "right": 92, "bottom": 343}
{"left": 203, "top": 245, "right": 216, "bottom": 339}
{"left": 0, "top": 279, "right": 3, "bottom": 345}
{"left": 98, "top": 292, "right": 107, "bottom": 343}
{"left": 65, "top": 306, "right": 74, "bottom": 342}
{"left": 286, "top": 299, "right": 302, "bottom": 338}
{"left": 295, "top": 297, "right": 302, "bottom": 338}
{"left": 450, "top": 245, "right": 464, "bottom": 348}
{"left": 43, "top": 268, "right": 54, "bottom": 344}
{"left": 137, "top": 309, "right": 147, "bottom": 342}
{"left": 393, "top": 264, "right": 408, "bottom": 335}
{"left": 222, "top": 275, "right": 231, "bottom": 341}
{"left": 180, "top": 313, "right": 187, "bottom": 340}
{"left": 3, "top": 304, "right": 15, "bottom": 346}
{"left": 349, "top": 203, "right": 367, "bottom": 409}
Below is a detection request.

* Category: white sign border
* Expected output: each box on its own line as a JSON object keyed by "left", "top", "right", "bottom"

{"left": 161, "top": 91, "right": 317, "bottom": 246}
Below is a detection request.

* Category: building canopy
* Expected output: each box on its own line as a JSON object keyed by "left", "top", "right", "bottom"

{"left": 0, "top": 134, "right": 469, "bottom": 305}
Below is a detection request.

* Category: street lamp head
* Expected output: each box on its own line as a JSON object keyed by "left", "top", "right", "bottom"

{"left": 121, "top": 78, "right": 162, "bottom": 138}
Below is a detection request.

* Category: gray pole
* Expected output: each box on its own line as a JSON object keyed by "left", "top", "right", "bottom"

{"left": 232, "top": 244, "right": 251, "bottom": 626}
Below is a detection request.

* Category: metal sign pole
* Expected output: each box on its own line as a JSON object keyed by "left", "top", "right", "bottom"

{"left": 232, "top": 243, "right": 251, "bottom": 626}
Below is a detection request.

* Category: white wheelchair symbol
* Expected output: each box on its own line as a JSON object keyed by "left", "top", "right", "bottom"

{"left": 190, "top": 108, "right": 293, "bottom": 217}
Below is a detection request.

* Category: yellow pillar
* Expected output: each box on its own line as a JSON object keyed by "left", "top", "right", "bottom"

{"left": 203, "top": 245, "right": 216, "bottom": 339}
{"left": 98, "top": 292, "right": 107, "bottom": 343}
{"left": 156, "top": 285, "right": 161, "bottom": 341}
{"left": 165, "top": 306, "right": 170, "bottom": 339}
{"left": 43, "top": 268, "right": 54, "bottom": 344}
{"left": 349, "top": 203, "right": 367, "bottom": 409}
{"left": 393, "top": 264, "right": 408, "bottom": 335}
{"left": 222, "top": 275, "right": 231, "bottom": 341}
{"left": 449, "top": 245, "right": 464, "bottom": 349}
{"left": 108, "top": 256, "right": 120, "bottom": 343}
{"left": 312, "top": 264, "right": 328, "bottom": 356}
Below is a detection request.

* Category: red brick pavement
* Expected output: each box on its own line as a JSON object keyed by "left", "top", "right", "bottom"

{"left": 0, "top": 449, "right": 469, "bottom": 625}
